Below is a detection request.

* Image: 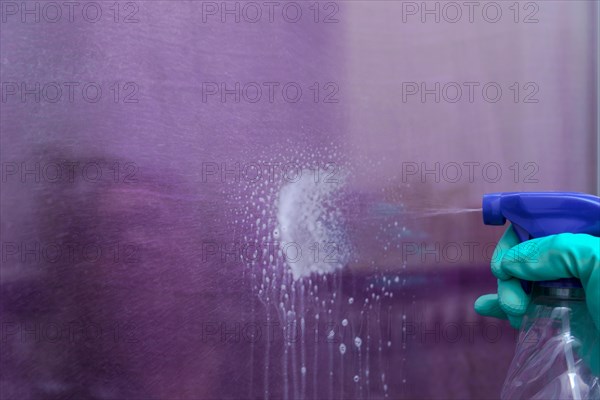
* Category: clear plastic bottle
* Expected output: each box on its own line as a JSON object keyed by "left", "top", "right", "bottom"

{"left": 501, "top": 284, "right": 600, "bottom": 400}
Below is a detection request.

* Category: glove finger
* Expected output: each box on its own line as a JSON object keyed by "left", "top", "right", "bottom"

{"left": 499, "top": 234, "right": 581, "bottom": 281}
{"left": 474, "top": 294, "right": 523, "bottom": 329}
{"left": 491, "top": 225, "right": 521, "bottom": 281}
{"left": 474, "top": 294, "right": 508, "bottom": 319}
{"left": 498, "top": 278, "right": 530, "bottom": 316}
{"left": 507, "top": 314, "right": 524, "bottom": 329}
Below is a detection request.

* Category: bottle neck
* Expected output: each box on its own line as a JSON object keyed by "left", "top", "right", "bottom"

{"left": 531, "top": 284, "right": 586, "bottom": 300}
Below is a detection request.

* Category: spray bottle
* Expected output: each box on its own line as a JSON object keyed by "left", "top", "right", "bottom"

{"left": 482, "top": 192, "right": 600, "bottom": 399}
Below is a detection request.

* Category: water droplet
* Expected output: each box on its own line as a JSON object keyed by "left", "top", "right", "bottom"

{"left": 339, "top": 344, "right": 346, "bottom": 354}
{"left": 341, "top": 319, "right": 348, "bottom": 327}
{"left": 353, "top": 375, "right": 359, "bottom": 383}
{"left": 354, "top": 337, "right": 362, "bottom": 348}
{"left": 387, "top": 341, "right": 392, "bottom": 347}
{"left": 348, "top": 297, "right": 354, "bottom": 304}
{"left": 301, "top": 366, "right": 307, "bottom": 375}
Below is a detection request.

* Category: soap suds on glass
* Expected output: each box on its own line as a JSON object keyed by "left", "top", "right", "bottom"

{"left": 276, "top": 168, "right": 349, "bottom": 280}
{"left": 226, "top": 146, "right": 407, "bottom": 399}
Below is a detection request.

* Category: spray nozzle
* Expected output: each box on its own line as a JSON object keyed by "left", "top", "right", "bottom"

{"left": 482, "top": 192, "right": 600, "bottom": 290}
{"left": 482, "top": 193, "right": 506, "bottom": 226}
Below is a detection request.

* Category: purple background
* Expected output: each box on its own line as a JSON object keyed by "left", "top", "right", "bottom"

{"left": 1, "top": 1, "right": 598, "bottom": 399}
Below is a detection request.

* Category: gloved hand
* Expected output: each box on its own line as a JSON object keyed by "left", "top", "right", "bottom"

{"left": 474, "top": 226, "right": 600, "bottom": 331}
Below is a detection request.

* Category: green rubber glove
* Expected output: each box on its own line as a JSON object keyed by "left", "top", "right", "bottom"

{"left": 474, "top": 227, "right": 600, "bottom": 331}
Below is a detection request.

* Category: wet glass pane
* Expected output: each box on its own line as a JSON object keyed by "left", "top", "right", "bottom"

{"left": 1, "top": 1, "right": 597, "bottom": 399}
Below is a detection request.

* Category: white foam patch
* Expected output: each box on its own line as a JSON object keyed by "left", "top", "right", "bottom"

{"left": 277, "top": 169, "right": 349, "bottom": 280}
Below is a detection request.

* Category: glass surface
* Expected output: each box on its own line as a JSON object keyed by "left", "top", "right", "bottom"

{"left": 0, "top": 1, "right": 598, "bottom": 399}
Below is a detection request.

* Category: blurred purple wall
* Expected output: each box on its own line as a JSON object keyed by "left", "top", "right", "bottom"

{"left": 1, "top": 1, "right": 597, "bottom": 399}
